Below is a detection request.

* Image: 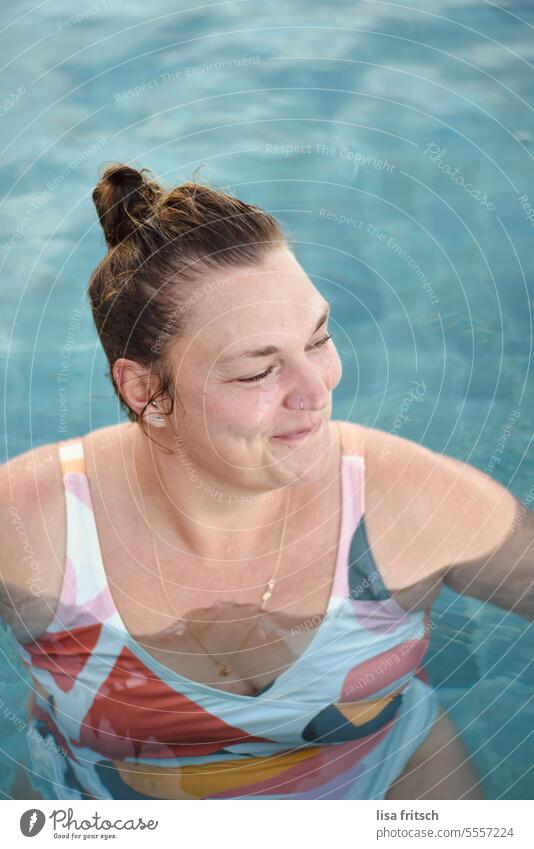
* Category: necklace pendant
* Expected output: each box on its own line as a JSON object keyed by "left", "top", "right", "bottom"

{"left": 261, "top": 578, "right": 276, "bottom": 607}
{"left": 218, "top": 664, "right": 231, "bottom": 677}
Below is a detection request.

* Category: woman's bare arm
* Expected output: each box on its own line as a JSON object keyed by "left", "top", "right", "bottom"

{"left": 361, "top": 426, "right": 533, "bottom": 619}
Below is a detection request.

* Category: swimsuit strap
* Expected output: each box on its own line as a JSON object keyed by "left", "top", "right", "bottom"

{"left": 46, "top": 438, "right": 116, "bottom": 634}
{"left": 58, "top": 438, "right": 86, "bottom": 474}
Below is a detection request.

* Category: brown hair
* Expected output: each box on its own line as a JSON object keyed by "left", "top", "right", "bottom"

{"left": 88, "top": 163, "right": 288, "bottom": 430}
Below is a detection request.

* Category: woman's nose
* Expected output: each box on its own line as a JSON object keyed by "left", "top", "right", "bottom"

{"left": 284, "top": 357, "right": 331, "bottom": 411}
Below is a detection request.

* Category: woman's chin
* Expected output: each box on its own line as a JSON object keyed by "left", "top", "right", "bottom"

{"left": 271, "top": 422, "right": 333, "bottom": 484}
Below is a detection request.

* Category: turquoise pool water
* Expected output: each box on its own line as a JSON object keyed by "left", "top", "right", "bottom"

{"left": 1, "top": 0, "right": 533, "bottom": 798}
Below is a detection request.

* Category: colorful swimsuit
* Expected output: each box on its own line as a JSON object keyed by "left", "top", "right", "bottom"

{"left": 15, "top": 423, "right": 439, "bottom": 800}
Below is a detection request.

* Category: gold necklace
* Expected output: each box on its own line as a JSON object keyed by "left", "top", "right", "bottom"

{"left": 135, "top": 436, "right": 292, "bottom": 677}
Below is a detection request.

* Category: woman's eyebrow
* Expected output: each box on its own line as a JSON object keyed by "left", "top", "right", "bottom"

{"left": 219, "top": 303, "right": 331, "bottom": 364}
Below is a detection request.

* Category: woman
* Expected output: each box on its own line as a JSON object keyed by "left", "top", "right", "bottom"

{"left": 1, "top": 164, "right": 531, "bottom": 800}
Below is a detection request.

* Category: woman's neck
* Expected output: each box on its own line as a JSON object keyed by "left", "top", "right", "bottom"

{"left": 127, "top": 422, "right": 340, "bottom": 560}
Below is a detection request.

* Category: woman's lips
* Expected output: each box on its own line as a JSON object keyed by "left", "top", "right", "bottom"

{"left": 272, "top": 420, "right": 321, "bottom": 442}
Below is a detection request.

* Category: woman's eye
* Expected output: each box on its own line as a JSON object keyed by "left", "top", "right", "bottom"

{"left": 237, "top": 334, "right": 332, "bottom": 384}
{"left": 238, "top": 366, "right": 277, "bottom": 384}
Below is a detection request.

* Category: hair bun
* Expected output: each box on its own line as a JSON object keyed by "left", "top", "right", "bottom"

{"left": 92, "top": 163, "right": 163, "bottom": 248}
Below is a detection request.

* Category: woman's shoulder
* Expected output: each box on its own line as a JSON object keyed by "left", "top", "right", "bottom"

{"left": 0, "top": 439, "right": 66, "bottom": 641}
{"left": 0, "top": 422, "right": 133, "bottom": 559}
{"left": 347, "top": 422, "right": 517, "bottom": 587}
{"left": 335, "top": 419, "right": 366, "bottom": 456}
{"left": 0, "top": 438, "right": 65, "bottom": 548}
{"left": 0, "top": 423, "right": 131, "bottom": 641}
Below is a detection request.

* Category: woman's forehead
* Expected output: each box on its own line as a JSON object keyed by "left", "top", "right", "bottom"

{"left": 186, "top": 261, "right": 321, "bottom": 333}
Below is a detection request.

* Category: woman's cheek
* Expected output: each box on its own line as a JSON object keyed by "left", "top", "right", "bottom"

{"left": 208, "top": 378, "right": 280, "bottom": 432}
{"left": 251, "top": 373, "right": 282, "bottom": 427}
{"left": 326, "top": 346, "right": 343, "bottom": 391}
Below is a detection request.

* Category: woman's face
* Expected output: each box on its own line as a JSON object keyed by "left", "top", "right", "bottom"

{"left": 164, "top": 246, "right": 343, "bottom": 493}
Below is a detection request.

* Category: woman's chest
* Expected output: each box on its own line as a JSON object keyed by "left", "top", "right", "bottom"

{"left": 79, "top": 441, "right": 439, "bottom": 696}
{"left": 89, "top": 481, "right": 344, "bottom": 695}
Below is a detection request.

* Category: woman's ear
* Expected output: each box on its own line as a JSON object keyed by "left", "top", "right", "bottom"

{"left": 112, "top": 357, "right": 156, "bottom": 417}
